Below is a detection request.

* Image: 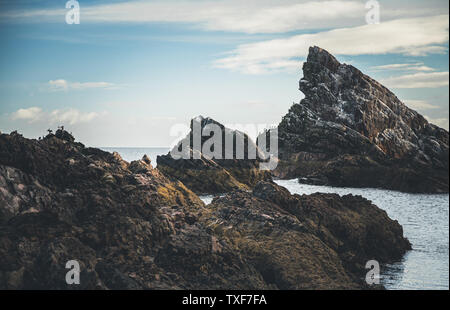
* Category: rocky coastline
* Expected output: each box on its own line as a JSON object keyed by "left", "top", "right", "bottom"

{"left": 0, "top": 128, "right": 411, "bottom": 289}
{"left": 4, "top": 46, "right": 445, "bottom": 289}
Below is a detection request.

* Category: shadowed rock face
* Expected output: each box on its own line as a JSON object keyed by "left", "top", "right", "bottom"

{"left": 0, "top": 130, "right": 265, "bottom": 289}
{"left": 157, "top": 116, "right": 272, "bottom": 195}
{"left": 0, "top": 130, "right": 410, "bottom": 289}
{"left": 272, "top": 46, "right": 449, "bottom": 193}
{"left": 200, "top": 181, "right": 411, "bottom": 289}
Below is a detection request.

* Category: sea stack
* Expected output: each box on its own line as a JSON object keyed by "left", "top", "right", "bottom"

{"left": 272, "top": 46, "right": 449, "bottom": 193}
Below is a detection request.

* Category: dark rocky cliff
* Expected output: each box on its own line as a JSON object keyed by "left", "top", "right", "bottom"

{"left": 0, "top": 129, "right": 410, "bottom": 289}
{"left": 272, "top": 46, "right": 449, "bottom": 193}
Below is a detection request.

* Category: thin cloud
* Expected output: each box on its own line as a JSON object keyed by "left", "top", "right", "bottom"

{"left": 10, "top": 107, "right": 100, "bottom": 125}
{"left": 50, "top": 109, "right": 99, "bottom": 125}
{"left": 371, "top": 63, "right": 435, "bottom": 72}
{"left": 381, "top": 72, "right": 449, "bottom": 89}
{"left": 425, "top": 116, "right": 449, "bottom": 130}
{"left": 403, "top": 100, "right": 439, "bottom": 110}
{"left": 1, "top": 0, "right": 445, "bottom": 34}
{"left": 11, "top": 107, "right": 44, "bottom": 122}
{"left": 48, "top": 79, "right": 116, "bottom": 91}
{"left": 214, "top": 15, "right": 449, "bottom": 74}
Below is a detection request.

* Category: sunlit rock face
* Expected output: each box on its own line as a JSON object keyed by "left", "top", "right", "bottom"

{"left": 273, "top": 46, "right": 449, "bottom": 193}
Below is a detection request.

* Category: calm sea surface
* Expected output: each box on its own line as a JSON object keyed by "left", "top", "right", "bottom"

{"left": 274, "top": 179, "right": 449, "bottom": 290}
{"left": 101, "top": 147, "right": 449, "bottom": 290}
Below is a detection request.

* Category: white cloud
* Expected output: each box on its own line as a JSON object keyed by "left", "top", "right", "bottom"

{"left": 2, "top": 0, "right": 446, "bottom": 34}
{"left": 11, "top": 107, "right": 44, "bottom": 122}
{"left": 11, "top": 107, "right": 100, "bottom": 125}
{"left": 381, "top": 72, "right": 449, "bottom": 89}
{"left": 48, "top": 79, "right": 69, "bottom": 90}
{"left": 403, "top": 100, "right": 439, "bottom": 110}
{"left": 50, "top": 109, "right": 99, "bottom": 125}
{"left": 370, "top": 63, "right": 435, "bottom": 72}
{"left": 425, "top": 116, "right": 449, "bottom": 130}
{"left": 48, "top": 79, "right": 115, "bottom": 91}
{"left": 214, "top": 14, "right": 449, "bottom": 74}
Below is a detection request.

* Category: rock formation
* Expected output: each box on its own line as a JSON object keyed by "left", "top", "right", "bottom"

{"left": 157, "top": 116, "right": 272, "bottom": 195}
{"left": 0, "top": 129, "right": 260, "bottom": 289}
{"left": 271, "top": 46, "right": 449, "bottom": 193}
{"left": 0, "top": 129, "right": 410, "bottom": 289}
{"left": 199, "top": 181, "right": 411, "bottom": 289}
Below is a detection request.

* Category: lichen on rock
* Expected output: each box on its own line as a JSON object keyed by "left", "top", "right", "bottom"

{"left": 270, "top": 46, "right": 449, "bottom": 193}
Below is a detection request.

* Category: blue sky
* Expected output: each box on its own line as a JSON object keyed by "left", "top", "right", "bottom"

{"left": 0, "top": 0, "right": 448, "bottom": 147}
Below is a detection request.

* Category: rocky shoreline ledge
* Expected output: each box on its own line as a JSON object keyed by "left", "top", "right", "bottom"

{"left": 0, "top": 129, "right": 411, "bottom": 289}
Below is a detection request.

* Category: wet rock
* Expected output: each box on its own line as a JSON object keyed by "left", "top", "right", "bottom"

{"left": 201, "top": 181, "right": 411, "bottom": 289}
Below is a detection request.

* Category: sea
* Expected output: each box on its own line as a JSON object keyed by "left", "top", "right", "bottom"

{"left": 101, "top": 147, "right": 449, "bottom": 290}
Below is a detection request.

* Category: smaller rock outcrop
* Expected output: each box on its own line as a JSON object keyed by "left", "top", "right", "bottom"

{"left": 199, "top": 181, "right": 411, "bottom": 289}
{"left": 157, "top": 116, "right": 272, "bottom": 194}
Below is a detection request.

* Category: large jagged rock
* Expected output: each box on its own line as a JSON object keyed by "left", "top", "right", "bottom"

{"left": 157, "top": 116, "right": 272, "bottom": 194}
{"left": 0, "top": 129, "right": 411, "bottom": 289}
{"left": 0, "top": 130, "right": 266, "bottom": 289}
{"left": 271, "top": 46, "right": 449, "bottom": 193}
{"left": 200, "top": 181, "right": 411, "bottom": 289}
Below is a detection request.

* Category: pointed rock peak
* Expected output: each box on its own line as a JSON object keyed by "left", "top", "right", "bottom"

{"left": 306, "top": 46, "right": 341, "bottom": 72}
{"left": 142, "top": 154, "right": 151, "bottom": 164}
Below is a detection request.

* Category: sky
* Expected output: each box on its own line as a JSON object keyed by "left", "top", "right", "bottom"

{"left": 0, "top": 0, "right": 448, "bottom": 147}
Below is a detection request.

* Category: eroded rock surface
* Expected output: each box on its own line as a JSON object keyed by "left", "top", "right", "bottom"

{"left": 272, "top": 46, "right": 449, "bottom": 193}
{"left": 157, "top": 116, "right": 272, "bottom": 195}
{"left": 0, "top": 130, "right": 410, "bottom": 289}
{"left": 0, "top": 130, "right": 264, "bottom": 289}
{"left": 200, "top": 181, "right": 411, "bottom": 289}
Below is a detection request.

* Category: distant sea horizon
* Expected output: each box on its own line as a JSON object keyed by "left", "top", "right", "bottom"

{"left": 99, "top": 147, "right": 171, "bottom": 166}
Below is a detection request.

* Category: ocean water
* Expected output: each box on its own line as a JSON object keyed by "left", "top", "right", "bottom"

{"left": 274, "top": 179, "right": 449, "bottom": 290}
{"left": 98, "top": 148, "right": 449, "bottom": 290}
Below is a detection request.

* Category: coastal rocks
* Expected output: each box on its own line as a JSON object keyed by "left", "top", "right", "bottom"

{"left": 0, "top": 129, "right": 411, "bottom": 289}
{"left": 272, "top": 46, "right": 449, "bottom": 193}
{"left": 157, "top": 116, "right": 272, "bottom": 194}
{"left": 200, "top": 181, "right": 411, "bottom": 289}
{"left": 0, "top": 129, "right": 266, "bottom": 289}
